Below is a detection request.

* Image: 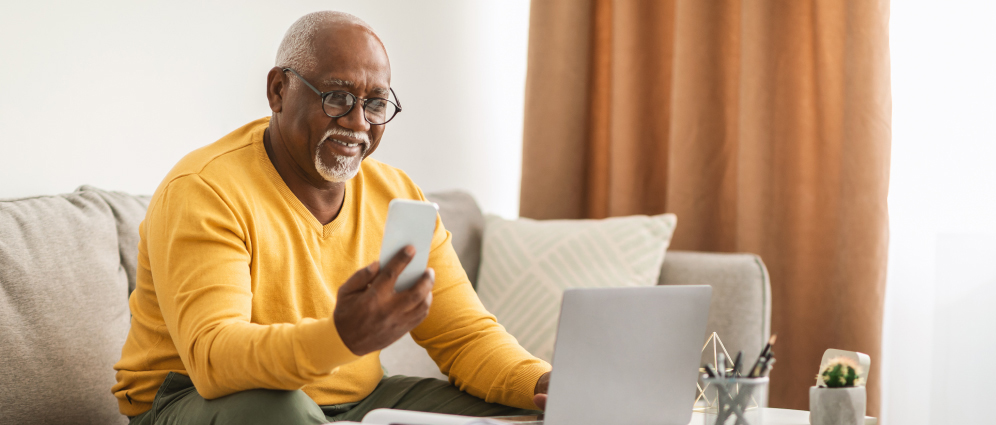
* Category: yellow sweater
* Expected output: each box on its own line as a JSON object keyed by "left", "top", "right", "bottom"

{"left": 112, "top": 117, "right": 550, "bottom": 417}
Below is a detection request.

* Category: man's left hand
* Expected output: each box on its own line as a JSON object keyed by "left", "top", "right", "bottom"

{"left": 532, "top": 371, "right": 551, "bottom": 410}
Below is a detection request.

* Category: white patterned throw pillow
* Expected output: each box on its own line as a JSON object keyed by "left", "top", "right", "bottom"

{"left": 476, "top": 213, "right": 677, "bottom": 362}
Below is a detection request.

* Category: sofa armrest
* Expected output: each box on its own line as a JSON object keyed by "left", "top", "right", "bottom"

{"left": 658, "top": 250, "right": 771, "bottom": 370}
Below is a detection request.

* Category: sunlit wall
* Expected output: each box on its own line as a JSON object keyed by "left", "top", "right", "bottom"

{"left": 0, "top": 0, "right": 530, "bottom": 218}
{"left": 883, "top": 1, "right": 996, "bottom": 423}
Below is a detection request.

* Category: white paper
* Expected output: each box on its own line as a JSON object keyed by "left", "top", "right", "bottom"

{"left": 361, "top": 408, "right": 505, "bottom": 425}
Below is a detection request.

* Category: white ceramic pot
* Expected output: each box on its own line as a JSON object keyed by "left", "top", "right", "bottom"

{"left": 809, "top": 386, "right": 866, "bottom": 425}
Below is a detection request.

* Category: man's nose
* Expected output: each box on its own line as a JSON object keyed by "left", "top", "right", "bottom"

{"left": 336, "top": 102, "right": 371, "bottom": 132}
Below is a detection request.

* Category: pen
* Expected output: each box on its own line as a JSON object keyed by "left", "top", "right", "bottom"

{"left": 732, "top": 351, "right": 743, "bottom": 377}
{"left": 760, "top": 334, "right": 777, "bottom": 358}
{"left": 755, "top": 349, "right": 775, "bottom": 378}
{"left": 705, "top": 363, "right": 719, "bottom": 378}
{"left": 717, "top": 353, "right": 726, "bottom": 378}
{"left": 762, "top": 358, "right": 776, "bottom": 377}
{"left": 748, "top": 356, "right": 762, "bottom": 378}
{"left": 748, "top": 334, "right": 777, "bottom": 377}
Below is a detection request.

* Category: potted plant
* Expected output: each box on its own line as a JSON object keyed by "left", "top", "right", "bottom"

{"left": 809, "top": 357, "right": 865, "bottom": 425}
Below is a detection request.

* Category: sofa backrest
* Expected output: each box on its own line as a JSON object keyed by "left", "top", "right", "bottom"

{"left": 426, "top": 192, "right": 772, "bottom": 367}
{"left": 382, "top": 194, "right": 772, "bottom": 384}
{"left": 425, "top": 191, "right": 484, "bottom": 286}
{"left": 659, "top": 251, "right": 771, "bottom": 376}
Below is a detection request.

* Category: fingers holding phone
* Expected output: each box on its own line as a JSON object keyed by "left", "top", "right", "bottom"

{"left": 333, "top": 199, "right": 440, "bottom": 356}
{"left": 333, "top": 250, "right": 434, "bottom": 356}
{"left": 369, "top": 244, "right": 416, "bottom": 295}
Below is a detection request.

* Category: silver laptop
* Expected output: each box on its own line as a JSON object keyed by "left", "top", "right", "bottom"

{"left": 539, "top": 285, "right": 711, "bottom": 425}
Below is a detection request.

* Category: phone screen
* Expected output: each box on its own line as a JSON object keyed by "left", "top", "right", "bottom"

{"left": 378, "top": 199, "right": 439, "bottom": 291}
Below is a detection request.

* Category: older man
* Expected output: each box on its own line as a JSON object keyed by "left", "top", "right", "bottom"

{"left": 112, "top": 11, "right": 551, "bottom": 424}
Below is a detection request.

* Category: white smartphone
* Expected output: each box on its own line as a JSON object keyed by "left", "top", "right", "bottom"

{"left": 378, "top": 199, "right": 439, "bottom": 291}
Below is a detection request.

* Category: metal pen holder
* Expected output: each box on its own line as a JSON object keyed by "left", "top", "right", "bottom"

{"left": 700, "top": 377, "right": 768, "bottom": 425}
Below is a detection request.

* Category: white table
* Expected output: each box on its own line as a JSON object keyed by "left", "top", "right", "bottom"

{"left": 686, "top": 408, "right": 877, "bottom": 425}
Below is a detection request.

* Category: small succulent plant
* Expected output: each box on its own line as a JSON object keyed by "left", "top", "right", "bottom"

{"left": 817, "top": 356, "right": 863, "bottom": 388}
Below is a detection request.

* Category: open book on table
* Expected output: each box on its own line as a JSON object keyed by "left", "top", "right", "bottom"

{"left": 328, "top": 408, "right": 538, "bottom": 425}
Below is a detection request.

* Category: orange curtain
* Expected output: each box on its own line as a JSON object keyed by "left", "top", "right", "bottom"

{"left": 520, "top": 0, "right": 891, "bottom": 414}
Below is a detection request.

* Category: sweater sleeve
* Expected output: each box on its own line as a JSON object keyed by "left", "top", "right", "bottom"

{"left": 410, "top": 216, "right": 552, "bottom": 410}
{"left": 147, "top": 174, "right": 360, "bottom": 399}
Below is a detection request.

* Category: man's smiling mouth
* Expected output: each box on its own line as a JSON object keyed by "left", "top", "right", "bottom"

{"left": 331, "top": 138, "right": 362, "bottom": 148}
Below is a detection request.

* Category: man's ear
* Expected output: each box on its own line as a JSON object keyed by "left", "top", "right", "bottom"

{"left": 266, "top": 67, "right": 286, "bottom": 113}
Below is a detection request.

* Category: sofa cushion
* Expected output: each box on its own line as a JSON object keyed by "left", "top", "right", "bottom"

{"left": 475, "top": 213, "right": 677, "bottom": 362}
{"left": 0, "top": 190, "right": 130, "bottom": 424}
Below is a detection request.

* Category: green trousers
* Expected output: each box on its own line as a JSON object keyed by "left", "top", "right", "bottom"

{"left": 128, "top": 372, "right": 539, "bottom": 424}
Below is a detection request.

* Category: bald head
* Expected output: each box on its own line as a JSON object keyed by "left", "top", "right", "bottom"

{"left": 275, "top": 11, "right": 386, "bottom": 74}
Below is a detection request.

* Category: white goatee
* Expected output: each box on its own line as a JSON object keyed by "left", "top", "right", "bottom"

{"left": 314, "top": 128, "right": 370, "bottom": 182}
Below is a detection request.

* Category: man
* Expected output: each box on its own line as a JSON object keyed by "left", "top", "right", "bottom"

{"left": 113, "top": 11, "right": 551, "bottom": 424}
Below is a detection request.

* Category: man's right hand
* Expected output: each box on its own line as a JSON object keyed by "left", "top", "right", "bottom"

{"left": 334, "top": 245, "right": 435, "bottom": 356}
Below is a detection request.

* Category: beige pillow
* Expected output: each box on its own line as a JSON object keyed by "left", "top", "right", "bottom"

{"left": 476, "top": 213, "right": 677, "bottom": 362}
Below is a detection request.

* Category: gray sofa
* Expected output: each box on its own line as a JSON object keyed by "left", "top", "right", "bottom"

{"left": 0, "top": 186, "right": 770, "bottom": 424}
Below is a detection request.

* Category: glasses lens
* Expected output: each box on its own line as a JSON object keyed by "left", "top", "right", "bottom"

{"left": 364, "top": 99, "right": 398, "bottom": 124}
{"left": 323, "top": 92, "right": 355, "bottom": 117}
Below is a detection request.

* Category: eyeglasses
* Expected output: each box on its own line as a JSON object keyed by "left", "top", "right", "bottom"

{"left": 282, "top": 67, "right": 402, "bottom": 125}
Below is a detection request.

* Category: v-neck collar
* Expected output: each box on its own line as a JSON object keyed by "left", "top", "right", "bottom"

{"left": 253, "top": 122, "right": 351, "bottom": 239}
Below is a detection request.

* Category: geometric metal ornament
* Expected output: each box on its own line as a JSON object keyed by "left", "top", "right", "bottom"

{"left": 694, "top": 332, "right": 760, "bottom": 412}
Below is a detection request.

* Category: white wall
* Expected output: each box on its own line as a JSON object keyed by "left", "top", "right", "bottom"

{"left": 883, "top": 1, "right": 996, "bottom": 423}
{"left": 0, "top": 0, "right": 530, "bottom": 218}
